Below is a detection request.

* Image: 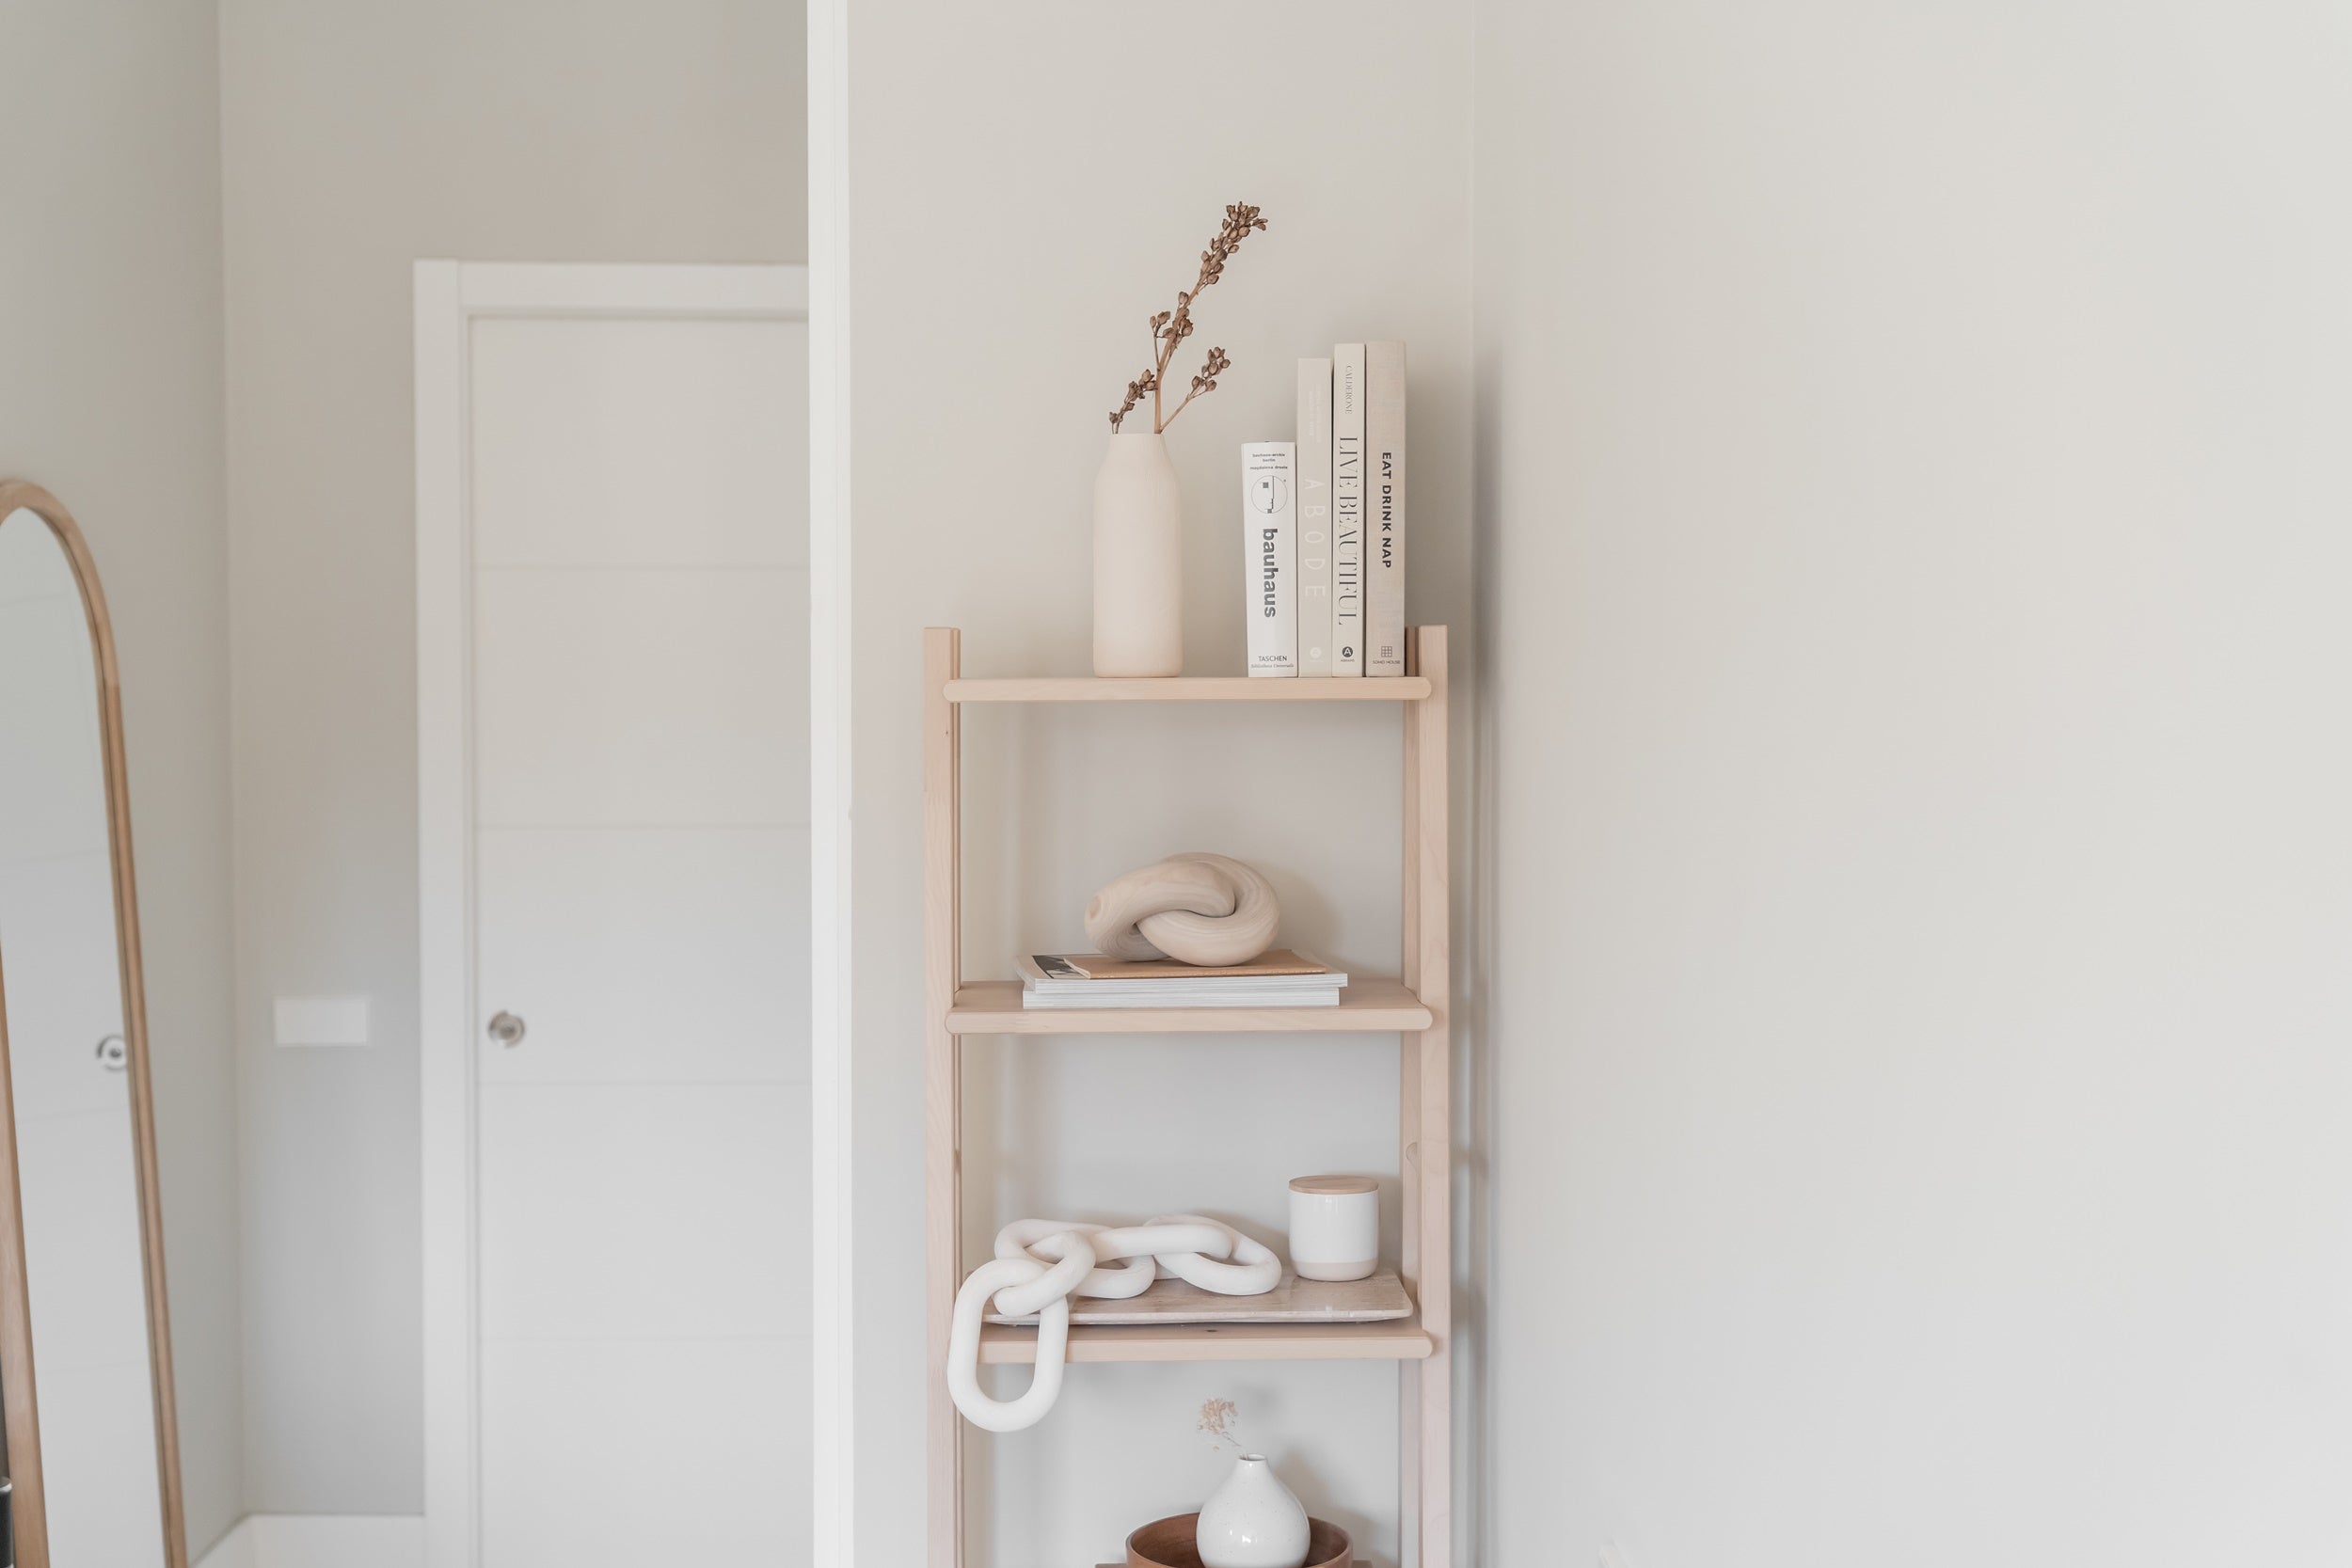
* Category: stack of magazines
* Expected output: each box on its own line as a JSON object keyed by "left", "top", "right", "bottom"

{"left": 1016, "top": 950, "right": 1347, "bottom": 1009}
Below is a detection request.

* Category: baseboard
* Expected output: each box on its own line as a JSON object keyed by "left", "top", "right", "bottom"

{"left": 191, "top": 1518, "right": 255, "bottom": 1568}
{"left": 195, "top": 1515, "right": 423, "bottom": 1568}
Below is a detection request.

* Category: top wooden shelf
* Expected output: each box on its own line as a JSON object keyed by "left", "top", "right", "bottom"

{"left": 944, "top": 674, "right": 1431, "bottom": 704}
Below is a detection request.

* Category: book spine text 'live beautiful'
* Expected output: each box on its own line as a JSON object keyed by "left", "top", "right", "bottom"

{"left": 1295, "top": 357, "right": 1334, "bottom": 676}
{"left": 1330, "top": 343, "right": 1366, "bottom": 674}
{"left": 1364, "top": 341, "right": 1406, "bottom": 676}
{"left": 1242, "top": 441, "right": 1298, "bottom": 675}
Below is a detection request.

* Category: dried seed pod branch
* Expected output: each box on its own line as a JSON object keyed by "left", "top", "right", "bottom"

{"left": 1105, "top": 201, "right": 1268, "bottom": 433}
{"left": 1157, "top": 345, "right": 1232, "bottom": 430}
{"left": 1108, "top": 369, "right": 1157, "bottom": 432}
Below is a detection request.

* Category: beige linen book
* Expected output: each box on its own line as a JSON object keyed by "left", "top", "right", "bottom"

{"left": 1295, "top": 357, "right": 1335, "bottom": 675}
{"left": 1329, "top": 342, "right": 1366, "bottom": 674}
{"left": 1365, "top": 341, "right": 1407, "bottom": 676}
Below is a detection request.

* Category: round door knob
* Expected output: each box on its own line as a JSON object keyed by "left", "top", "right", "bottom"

{"left": 95, "top": 1035, "right": 128, "bottom": 1072}
{"left": 486, "top": 1011, "right": 527, "bottom": 1048}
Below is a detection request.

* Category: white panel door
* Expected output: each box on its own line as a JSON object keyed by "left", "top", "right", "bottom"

{"left": 464, "top": 306, "right": 808, "bottom": 1566}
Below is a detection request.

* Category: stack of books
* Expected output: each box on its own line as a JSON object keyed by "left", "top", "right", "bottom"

{"left": 1016, "top": 950, "right": 1348, "bottom": 1009}
{"left": 1240, "top": 341, "right": 1406, "bottom": 679}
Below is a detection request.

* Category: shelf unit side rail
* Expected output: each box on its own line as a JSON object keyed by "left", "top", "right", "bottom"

{"left": 1398, "top": 627, "right": 1427, "bottom": 1560}
{"left": 1392, "top": 629, "right": 1449, "bottom": 1568}
{"left": 1406, "top": 626, "right": 1454, "bottom": 1567}
{"left": 922, "top": 627, "right": 964, "bottom": 1568}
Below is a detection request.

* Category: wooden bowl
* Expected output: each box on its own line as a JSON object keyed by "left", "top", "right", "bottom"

{"left": 1124, "top": 1512, "right": 1352, "bottom": 1568}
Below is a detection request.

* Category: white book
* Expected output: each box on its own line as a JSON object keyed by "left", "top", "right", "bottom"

{"left": 1365, "top": 341, "right": 1407, "bottom": 676}
{"left": 1330, "top": 343, "right": 1367, "bottom": 674}
{"left": 1241, "top": 442, "right": 1297, "bottom": 675}
{"left": 1023, "top": 989, "right": 1341, "bottom": 1010}
{"left": 1017, "top": 951, "right": 1347, "bottom": 1009}
{"left": 1295, "top": 358, "right": 1334, "bottom": 677}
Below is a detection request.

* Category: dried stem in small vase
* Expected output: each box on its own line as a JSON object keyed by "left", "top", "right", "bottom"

{"left": 1198, "top": 1396, "right": 1246, "bottom": 1455}
{"left": 1107, "top": 201, "right": 1269, "bottom": 435}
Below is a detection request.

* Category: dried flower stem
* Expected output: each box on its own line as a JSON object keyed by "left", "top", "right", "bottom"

{"left": 1110, "top": 368, "right": 1157, "bottom": 432}
{"left": 1198, "top": 1397, "right": 1245, "bottom": 1455}
{"left": 1160, "top": 345, "right": 1232, "bottom": 431}
{"left": 1106, "top": 202, "right": 1269, "bottom": 433}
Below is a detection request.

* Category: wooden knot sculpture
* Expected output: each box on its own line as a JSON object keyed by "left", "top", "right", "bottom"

{"left": 1084, "top": 852, "right": 1279, "bottom": 967}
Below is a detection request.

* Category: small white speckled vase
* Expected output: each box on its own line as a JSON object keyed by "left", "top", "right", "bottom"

{"left": 1197, "top": 1453, "right": 1311, "bottom": 1568}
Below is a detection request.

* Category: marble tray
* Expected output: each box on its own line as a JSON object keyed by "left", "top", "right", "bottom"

{"left": 986, "top": 1267, "right": 1411, "bottom": 1327}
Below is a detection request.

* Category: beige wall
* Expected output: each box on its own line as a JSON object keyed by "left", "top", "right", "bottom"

{"left": 218, "top": 0, "right": 805, "bottom": 1511}
{"left": 0, "top": 4, "right": 244, "bottom": 1555}
{"left": 1474, "top": 2, "right": 2352, "bottom": 1562}
{"left": 845, "top": 3, "right": 1474, "bottom": 1560}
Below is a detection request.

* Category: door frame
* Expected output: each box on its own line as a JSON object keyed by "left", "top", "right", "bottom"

{"left": 413, "top": 261, "right": 826, "bottom": 1568}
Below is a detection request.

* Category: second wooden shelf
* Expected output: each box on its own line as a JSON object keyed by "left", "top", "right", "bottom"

{"left": 946, "top": 976, "right": 1433, "bottom": 1034}
{"left": 977, "top": 1316, "right": 1436, "bottom": 1365}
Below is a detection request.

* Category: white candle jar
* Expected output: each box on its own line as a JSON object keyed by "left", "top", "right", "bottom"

{"left": 1287, "top": 1174, "right": 1379, "bottom": 1281}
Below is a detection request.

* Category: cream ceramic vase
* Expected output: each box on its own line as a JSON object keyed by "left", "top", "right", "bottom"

{"left": 1196, "top": 1454, "right": 1311, "bottom": 1568}
{"left": 1092, "top": 431, "right": 1184, "bottom": 676}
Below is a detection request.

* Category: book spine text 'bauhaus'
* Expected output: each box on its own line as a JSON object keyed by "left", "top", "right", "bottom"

{"left": 1242, "top": 441, "right": 1297, "bottom": 675}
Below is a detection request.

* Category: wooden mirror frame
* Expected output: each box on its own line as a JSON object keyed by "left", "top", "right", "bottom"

{"left": 0, "top": 480, "right": 187, "bottom": 1568}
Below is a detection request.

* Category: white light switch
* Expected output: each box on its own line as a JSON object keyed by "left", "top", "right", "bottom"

{"left": 275, "top": 996, "right": 371, "bottom": 1047}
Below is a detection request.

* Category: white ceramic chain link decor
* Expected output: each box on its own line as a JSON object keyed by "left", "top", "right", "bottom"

{"left": 945, "top": 1215, "right": 1281, "bottom": 1433}
{"left": 1084, "top": 852, "right": 1279, "bottom": 967}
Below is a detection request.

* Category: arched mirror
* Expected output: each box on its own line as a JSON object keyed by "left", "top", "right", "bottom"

{"left": 0, "top": 481, "right": 185, "bottom": 1568}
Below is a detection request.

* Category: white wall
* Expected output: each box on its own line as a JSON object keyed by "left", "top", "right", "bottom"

{"left": 0, "top": 5, "right": 244, "bottom": 1554}
{"left": 845, "top": 3, "right": 1473, "bottom": 1560}
{"left": 218, "top": 0, "right": 805, "bottom": 1513}
{"left": 1474, "top": 3, "right": 2352, "bottom": 1563}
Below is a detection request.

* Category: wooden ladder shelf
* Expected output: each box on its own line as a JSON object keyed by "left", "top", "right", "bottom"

{"left": 923, "top": 626, "right": 1453, "bottom": 1568}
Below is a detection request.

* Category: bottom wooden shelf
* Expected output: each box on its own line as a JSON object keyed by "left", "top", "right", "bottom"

{"left": 977, "top": 1314, "right": 1435, "bottom": 1365}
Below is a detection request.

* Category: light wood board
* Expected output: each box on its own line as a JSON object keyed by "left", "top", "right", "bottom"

{"left": 945, "top": 674, "right": 1428, "bottom": 703}
{"left": 946, "top": 976, "right": 1430, "bottom": 1035}
{"left": 977, "top": 1315, "right": 1433, "bottom": 1366}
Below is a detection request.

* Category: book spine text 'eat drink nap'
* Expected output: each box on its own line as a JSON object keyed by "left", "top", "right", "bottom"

{"left": 1242, "top": 441, "right": 1297, "bottom": 675}
{"left": 1295, "top": 357, "right": 1334, "bottom": 676}
{"left": 1329, "top": 343, "right": 1366, "bottom": 674}
{"left": 1364, "top": 341, "right": 1406, "bottom": 676}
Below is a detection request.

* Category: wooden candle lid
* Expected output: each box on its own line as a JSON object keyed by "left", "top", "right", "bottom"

{"left": 1289, "top": 1174, "right": 1377, "bottom": 1196}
